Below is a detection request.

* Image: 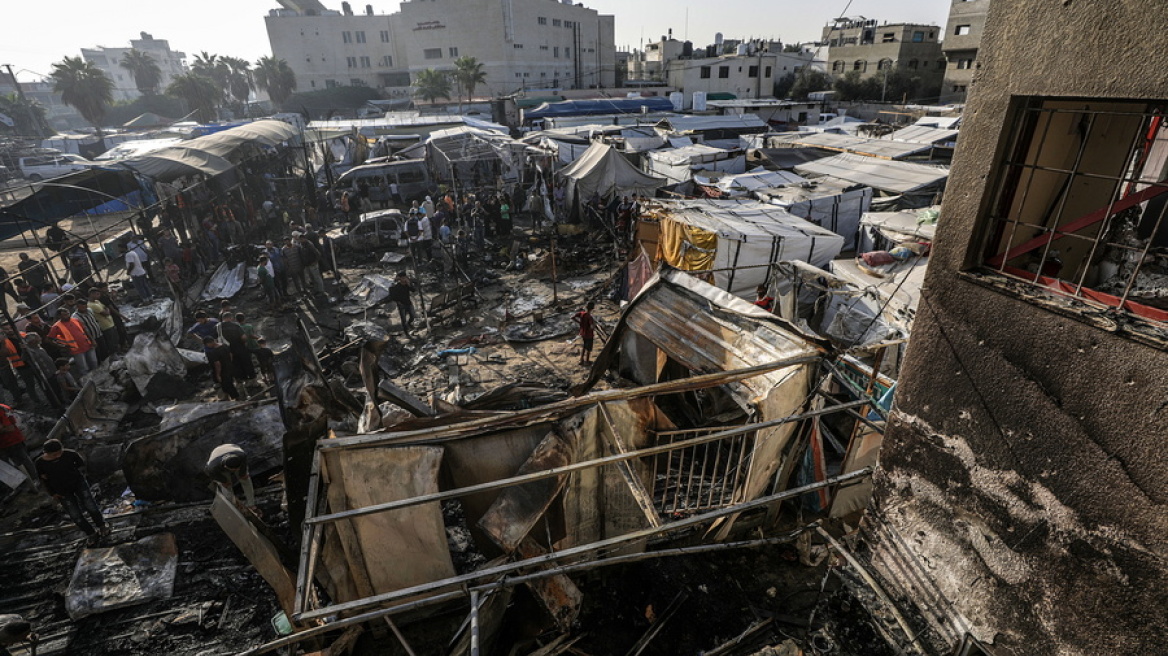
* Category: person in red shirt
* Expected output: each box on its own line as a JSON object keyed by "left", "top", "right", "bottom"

{"left": 0, "top": 404, "right": 36, "bottom": 491}
{"left": 573, "top": 301, "right": 597, "bottom": 366}
{"left": 754, "top": 284, "right": 775, "bottom": 313}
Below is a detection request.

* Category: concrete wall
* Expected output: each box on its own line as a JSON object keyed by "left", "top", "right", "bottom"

{"left": 266, "top": 12, "right": 402, "bottom": 92}
{"left": 940, "top": 0, "right": 991, "bottom": 104}
{"left": 863, "top": 1, "right": 1168, "bottom": 655}
{"left": 825, "top": 24, "right": 943, "bottom": 79}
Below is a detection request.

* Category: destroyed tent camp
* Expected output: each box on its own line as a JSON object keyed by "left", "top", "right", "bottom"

{"left": 119, "top": 119, "right": 301, "bottom": 181}
{"left": 255, "top": 270, "right": 881, "bottom": 656}
{"left": 425, "top": 126, "right": 528, "bottom": 186}
{"left": 643, "top": 143, "right": 747, "bottom": 185}
{"left": 693, "top": 169, "right": 808, "bottom": 198}
{"left": 0, "top": 168, "right": 155, "bottom": 241}
{"left": 756, "top": 178, "right": 875, "bottom": 251}
{"left": 639, "top": 199, "right": 845, "bottom": 298}
{"left": 556, "top": 142, "right": 666, "bottom": 210}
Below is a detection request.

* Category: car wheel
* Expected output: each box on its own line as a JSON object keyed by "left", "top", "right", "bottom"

{"left": 28, "top": 174, "right": 42, "bottom": 182}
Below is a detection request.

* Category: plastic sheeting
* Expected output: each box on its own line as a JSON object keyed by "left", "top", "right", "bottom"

{"left": 762, "top": 183, "right": 874, "bottom": 251}
{"left": 525, "top": 97, "right": 674, "bottom": 120}
{"left": 644, "top": 144, "right": 746, "bottom": 184}
{"left": 65, "top": 533, "right": 178, "bottom": 620}
{"left": 795, "top": 153, "right": 949, "bottom": 194}
{"left": 200, "top": 262, "right": 247, "bottom": 301}
{"left": 557, "top": 142, "right": 665, "bottom": 207}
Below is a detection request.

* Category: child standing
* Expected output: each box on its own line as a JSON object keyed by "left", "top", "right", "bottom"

{"left": 573, "top": 301, "right": 597, "bottom": 366}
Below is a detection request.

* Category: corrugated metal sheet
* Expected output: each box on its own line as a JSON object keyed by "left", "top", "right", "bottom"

{"left": 794, "top": 153, "right": 949, "bottom": 194}
{"left": 770, "top": 132, "right": 933, "bottom": 160}
{"left": 883, "top": 125, "right": 959, "bottom": 145}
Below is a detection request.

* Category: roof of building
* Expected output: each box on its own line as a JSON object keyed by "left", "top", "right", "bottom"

{"left": 882, "top": 125, "right": 959, "bottom": 145}
{"left": 655, "top": 114, "right": 768, "bottom": 134}
{"left": 771, "top": 131, "right": 934, "bottom": 159}
{"left": 794, "top": 153, "right": 949, "bottom": 193}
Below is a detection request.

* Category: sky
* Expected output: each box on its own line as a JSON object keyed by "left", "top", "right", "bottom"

{"left": 3, "top": 0, "right": 950, "bottom": 82}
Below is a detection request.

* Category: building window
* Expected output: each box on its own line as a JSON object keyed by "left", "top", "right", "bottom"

{"left": 380, "top": 30, "right": 390, "bottom": 42}
{"left": 346, "top": 56, "right": 357, "bottom": 68}
{"left": 853, "top": 60, "right": 866, "bottom": 72}
{"left": 912, "top": 31, "right": 925, "bottom": 42}
{"left": 955, "top": 25, "right": 971, "bottom": 36}
{"left": 907, "top": 59, "right": 919, "bottom": 69}
{"left": 311, "top": 80, "right": 316, "bottom": 88}
{"left": 380, "top": 55, "right": 393, "bottom": 67}
{"left": 748, "top": 65, "right": 759, "bottom": 78}
{"left": 565, "top": 20, "right": 574, "bottom": 28}
{"left": 878, "top": 59, "right": 893, "bottom": 71}
{"left": 449, "top": 47, "right": 459, "bottom": 57}
{"left": 832, "top": 60, "right": 844, "bottom": 73}
{"left": 764, "top": 66, "right": 772, "bottom": 78}
{"left": 540, "top": 45, "right": 549, "bottom": 50}
{"left": 956, "top": 58, "right": 974, "bottom": 70}
{"left": 565, "top": 47, "right": 571, "bottom": 58}
{"left": 554, "top": 46, "right": 560, "bottom": 57}
{"left": 351, "top": 78, "right": 363, "bottom": 86}
{"left": 360, "top": 56, "right": 371, "bottom": 68}
{"left": 342, "top": 31, "right": 352, "bottom": 44}
{"left": 538, "top": 17, "right": 547, "bottom": 25}
{"left": 882, "top": 32, "right": 896, "bottom": 43}
{"left": 700, "top": 66, "right": 711, "bottom": 79}
{"left": 552, "top": 18, "right": 561, "bottom": 27}
{"left": 326, "top": 79, "right": 338, "bottom": 88}
{"left": 952, "top": 85, "right": 967, "bottom": 93}
{"left": 423, "top": 48, "right": 442, "bottom": 59}
{"left": 718, "top": 66, "right": 729, "bottom": 78}
{"left": 513, "top": 43, "right": 524, "bottom": 49}
{"left": 978, "top": 98, "right": 1168, "bottom": 334}
{"left": 355, "top": 31, "right": 366, "bottom": 43}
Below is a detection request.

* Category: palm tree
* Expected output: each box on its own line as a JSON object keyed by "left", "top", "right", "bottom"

{"left": 191, "top": 52, "right": 230, "bottom": 98}
{"left": 49, "top": 56, "right": 113, "bottom": 133}
{"left": 254, "top": 56, "right": 297, "bottom": 107}
{"left": 413, "top": 69, "right": 452, "bottom": 105}
{"left": 166, "top": 72, "right": 221, "bottom": 123}
{"left": 120, "top": 49, "right": 162, "bottom": 95}
{"left": 452, "top": 56, "right": 487, "bottom": 105}
{"left": 0, "top": 93, "right": 51, "bottom": 136}
{"left": 220, "top": 56, "right": 254, "bottom": 106}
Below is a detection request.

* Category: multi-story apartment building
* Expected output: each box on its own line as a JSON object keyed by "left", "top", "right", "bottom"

{"left": 822, "top": 19, "right": 943, "bottom": 80}
{"left": 939, "top": 0, "right": 990, "bottom": 103}
{"left": 664, "top": 47, "right": 815, "bottom": 99}
{"left": 265, "top": 0, "right": 616, "bottom": 99}
{"left": 80, "top": 33, "right": 188, "bottom": 101}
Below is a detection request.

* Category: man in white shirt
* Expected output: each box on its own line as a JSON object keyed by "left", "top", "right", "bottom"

{"left": 120, "top": 242, "right": 154, "bottom": 304}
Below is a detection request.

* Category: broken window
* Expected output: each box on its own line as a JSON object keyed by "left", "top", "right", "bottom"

{"left": 955, "top": 24, "right": 972, "bottom": 36}
{"left": 978, "top": 98, "right": 1168, "bottom": 332}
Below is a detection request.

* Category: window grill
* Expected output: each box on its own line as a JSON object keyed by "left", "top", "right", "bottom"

{"left": 979, "top": 98, "right": 1168, "bottom": 328}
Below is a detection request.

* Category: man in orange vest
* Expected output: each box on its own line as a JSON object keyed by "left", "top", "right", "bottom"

{"left": 0, "top": 403, "right": 37, "bottom": 491}
{"left": 48, "top": 308, "right": 96, "bottom": 378}
{"left": 0, "top": 327, "right": 39, "bottom": 406}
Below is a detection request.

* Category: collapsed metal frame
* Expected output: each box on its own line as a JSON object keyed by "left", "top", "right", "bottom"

{"left": 287, "top": 357, "right": 872, "bottom": 633}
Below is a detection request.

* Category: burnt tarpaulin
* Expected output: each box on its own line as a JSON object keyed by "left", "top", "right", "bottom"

{"left": 0, "top": 168, "right": 151, "bottom": 241}
{"left": 121, "top": 333, "right": 189, "bottom": 400}
{"left": 65, "top": 533, "right": 178, "bottom": 620}
{"left": 200, "top": 262, "right": 248, "bottom": 301}
{"left": 122, "top": 404, "right": 285, "bottom": 501}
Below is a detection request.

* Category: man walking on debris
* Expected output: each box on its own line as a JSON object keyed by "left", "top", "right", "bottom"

{"left": 120, "top": 242, "right": 154, "bottom": 304}
{"left": 389, "top": 271, "right": 416, "bottom": 336}
{"left": 217, "top": 313, "right": 256, "bottom": 382}
{"left": 204, "top": 443, "right": 258, "bottom": 513}
{"left": 36, "top": 439, "right": 108, "bottom": 545}
{"left": 203, "top": 336, "right": 240, "bottom": 400}
{"left": 573, "top": 301, "right": 597, "bottom": 366}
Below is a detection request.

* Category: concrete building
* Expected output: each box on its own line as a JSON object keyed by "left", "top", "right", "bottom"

{"left": 664, "top": 50, "right": 813, "bottom": 99}
{"left": 80, "top": 32, "right": 188, "bottom": 101}
{"left": 0, "top": 73, "right": 86, "bottom": 132}
{"left": 265, "top": 0, "right": 616, "bottom": 100}
{"left": 859, "top": 1, "right": 1168, "bottom": 655}
{"left": 822, "top": 19, "right": 943, "bottom": 80}
{"left": 626, "top": 36, "right": 687, "bottom": 83}
{"left": 939, "top": 0, "right": 991, "bottom": 104}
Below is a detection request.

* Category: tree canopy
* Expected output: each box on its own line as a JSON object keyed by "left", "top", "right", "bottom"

{"left": 412, "top": 68, "right": 452, "bottom": 104}
{"left": 254, "top": 56, "right": 297, "bottom": 106}
{"left": 452, "top": 56, "right": 487, "bottom": 104}
{"left": 166, "top": 72, "right": 221, "bottom": 123}
{"left": 0, "top": 93, "right": 51, "bottom": 136}
{"left": 49, "top": 56, "right": 113, "bottom": 131}
{"left": 120, "top": 49, "right": 162, "bottom": 95}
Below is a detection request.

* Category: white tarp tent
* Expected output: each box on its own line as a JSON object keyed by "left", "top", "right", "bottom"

{"left": 654, "top": 199, "right": 845, "bottom": 298}
{"left": 794, "top": 153, "right": 949, "bottom": 195}
{"left": 758, "top": 179, "right": 875, "bottom": 250}
{"left": 693, "top": 169, "right": 808, "bottom": 197}
{"left": 644, "top": 144, "right": 747, "bottom": 184}
{"left": 558, "top": 142, "right": 666, "bottom": 206}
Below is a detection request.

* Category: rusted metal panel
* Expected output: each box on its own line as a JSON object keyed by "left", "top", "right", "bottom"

{"left": 211, "top": 490, "right": 299, "bottom": 617}
{"left": 516, "top": 540, "right": 583, "bottom": 630}
{"left": 478, "top": 431, "right": 571, "bottom": 553}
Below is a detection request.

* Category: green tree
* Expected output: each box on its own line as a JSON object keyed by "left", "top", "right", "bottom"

{"left": 773, "top": 72, "right": 797, "bottom": 99}
{"left": 832, "top": 70, "right": 869, "bottom": 102}
{"left": 412, "top": 68, "right": 452, "bottom": 104}
{"left": 49, "top": 56, "right": 114, "bottom": 133}
{"left": 452, "top": 56, "right": 487, "bottom": 105}
{"left": 120, "top": 49, "right": 162, "bottom": 95}
{"left": 789, "top": 68, "right": 833, "bottom": 99}
{"left": 221, "top": 56, "right": 254, "bottom": 106}
{"left": 166, "top": 72, "right": 221, "bottom": 122}
{"left": 0, "top": 93, "right": 51, "bottom": 136}
{"left": 254, "top": 56, "right": 297, "bottom": 106}
{"left": 191, "top": 52, "right": 230, "bottom": 97}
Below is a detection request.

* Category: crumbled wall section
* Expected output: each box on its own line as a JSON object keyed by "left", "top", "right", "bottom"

{"left": 863, "top": 1, "right": 1168, "bottom": 655}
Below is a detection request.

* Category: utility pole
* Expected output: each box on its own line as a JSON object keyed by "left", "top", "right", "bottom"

{"left": 3, "top": 64, "right": 45, "bottom": 138}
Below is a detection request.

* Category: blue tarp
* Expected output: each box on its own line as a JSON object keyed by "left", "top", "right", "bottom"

{"left": 524, "top": 97, "right": 674, "bottom": 120}
{"left": 0, "top": 168, "right": 154, "bottom": 241}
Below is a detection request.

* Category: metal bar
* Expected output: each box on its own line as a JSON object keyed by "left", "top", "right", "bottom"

{"left": 1032, "top": 111, "right": 1097, "bottom": 282}
{"left": 705, "top": 433, "right": 725, "bottom": 509}
{"left": 469, "top": 591, "right": 481, "bottom": 656}
{"left": 294, "top": 468, "right": 873, "bottom": 624}
{"left": 321, "top": 355, "right": 824, "bottom": 450}
{"left": 597, "top": 402, "right": 663, "bottom": 527}
{"left": 1117, "top": 197, "right": 1168, "bottom": 307}
{"left": 293, "top": 448, "right": 323, "bottom": 615}
{"left": 995, "top": 105, "right": 1057, "bottom": 273}
{"left": 241, "top": 527, "right": 819, "bottom": 656}
{"left": 306, "top": 399, "right": 868, "bottom": 527}
{"left": 385, "top": 617, "right": 418, "bottom": 656}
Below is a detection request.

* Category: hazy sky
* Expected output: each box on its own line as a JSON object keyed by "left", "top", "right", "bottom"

{"left": 3, "top": 0, "right": 950, "bottom": 82}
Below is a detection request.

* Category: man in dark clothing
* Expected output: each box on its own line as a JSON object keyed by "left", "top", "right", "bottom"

{"left": 217, "top": 313, "right": 256, "bottom": 381}
{"left": 388, "top": 271, "right": 416, "bottom": 336}
{"left": 36, "top": 439, "right": 107, "bottom": 545}
{"left": 204, "top": 337, "right": 240, "bottom": 400}
{"left": 188, "top": 311, "right": 220, "bottom": 343}
{"left": 16, "top": 253, "right": 48, "bottom": 293}
{"left": 205, "top": 443, "right": 257, "bottom": 510}
{"left": 45, "top": 225, "right": 68, "bottom": 252}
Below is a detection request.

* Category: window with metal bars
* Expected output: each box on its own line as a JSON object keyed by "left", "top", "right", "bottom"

{"left": 978, "top": 98, "right": 1168, "bottom": 329}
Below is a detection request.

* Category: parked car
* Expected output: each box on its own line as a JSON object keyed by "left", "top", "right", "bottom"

{"left": 337, "top": 209, "right": 405, "bottom": 252}
{"left": 18, "top": 153, "right": 96, "bottom": 181}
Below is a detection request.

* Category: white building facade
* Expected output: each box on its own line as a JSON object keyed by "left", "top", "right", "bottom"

{"left": 266, "top": 0, "right": 616, "bottom": 100}
{"left": 80, "top": 32, "right": 188, "bottom": 101}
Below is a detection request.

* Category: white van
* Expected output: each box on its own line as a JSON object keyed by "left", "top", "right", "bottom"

{"left": 335, "top": 160, "right": 431, "bottom": 205}
{"left": 18, "top": 153, "right": 96, "bottom": 181}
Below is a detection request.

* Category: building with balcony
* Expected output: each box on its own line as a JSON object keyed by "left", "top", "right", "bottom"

{"left": 939, "top": 0, "right": 991, "bottom": 104}
{"left": 80, "top": 32, "right": 188, "bottom": 101}
{"left": 822, "top": 19, "right": 943, "bottom": 81}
